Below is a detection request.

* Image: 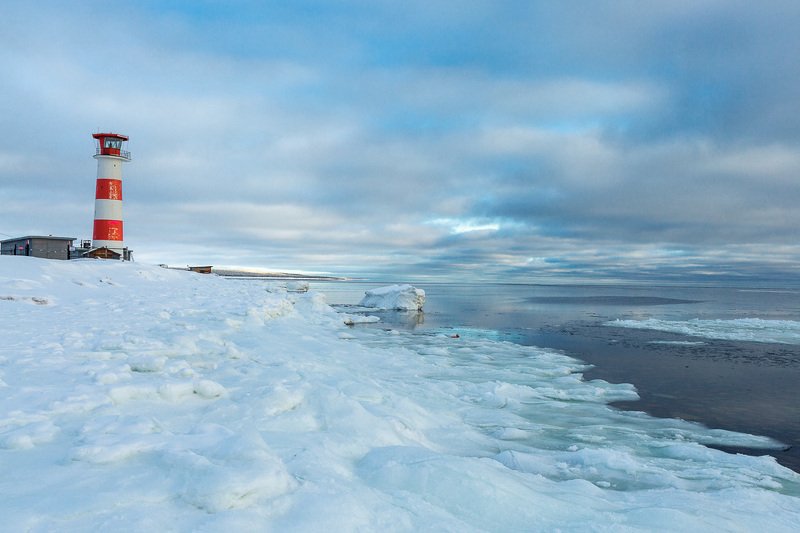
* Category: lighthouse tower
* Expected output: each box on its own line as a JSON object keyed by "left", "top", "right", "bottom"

{"left": 91, "top": 132, "right": 131, "bottom": 259}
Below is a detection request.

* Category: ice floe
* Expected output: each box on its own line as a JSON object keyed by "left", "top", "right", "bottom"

{"left": 609, "top": 317, "right": 800, "bottom": 345}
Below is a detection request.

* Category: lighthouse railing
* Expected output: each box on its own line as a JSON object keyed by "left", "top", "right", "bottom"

{"left": 95, "top": 147, "right": 132, "bottom": 161}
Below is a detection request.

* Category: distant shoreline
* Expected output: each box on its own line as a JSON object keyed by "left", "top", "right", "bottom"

{"left": 160, "top": 265, "right": 347, "bottom": 280}
{"left": 212, "top": 268, "right": 347, "bottom": 281}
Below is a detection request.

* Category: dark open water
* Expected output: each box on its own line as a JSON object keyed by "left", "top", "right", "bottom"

{"left": 310, "top": 281, "right": 800, "bottom": 472}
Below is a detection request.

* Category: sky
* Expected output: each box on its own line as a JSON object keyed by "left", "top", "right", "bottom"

{"left": 1, "top": 0, "right": 799, "bottom": 284}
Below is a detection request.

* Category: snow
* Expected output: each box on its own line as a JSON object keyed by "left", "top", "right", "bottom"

{"left": 609, "top": 317, "right": 800, "bottom": 345}
{"left": 1, "top": 256, "right": 799, "bottom": 531}
{"left": 358, "top": 283, "right": 426, "bottom": 311}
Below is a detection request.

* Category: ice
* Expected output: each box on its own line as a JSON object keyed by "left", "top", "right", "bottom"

{"left": 284, "top": 280, "right": 309, "bottom": 292}
{"left": 193, "top": 379, "right": 227, "bottom": 398}
{"left": 609, "top": 317, "right": 800, "bottom": 344}
{"left": 0, "top": 256, "right": 798, "bottom": 530}
{"left": 358, "top": 283, "right": 426, "bottom": 310}
{"left": 648, "top": 340, "right": 707, "bottom": 346}
{"left": 342, "top": 314, "right": 381, "bottom": 325}
{"left": 166, "top": 430, "right": 297, "bottom": 513}
{"left": 128, "top": 355, "right": 167, "bottom": 372}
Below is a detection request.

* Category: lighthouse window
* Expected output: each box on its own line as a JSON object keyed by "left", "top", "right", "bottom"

{"left": 104, "top": 139, "right": 122, "bottom": 149}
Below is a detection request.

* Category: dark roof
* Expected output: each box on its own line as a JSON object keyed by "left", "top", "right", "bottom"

{"left": 1, "top": 235, "right": 76, "bottom": 243}
{"left": 92, "top": 132, "right": 129, "bottom": 141}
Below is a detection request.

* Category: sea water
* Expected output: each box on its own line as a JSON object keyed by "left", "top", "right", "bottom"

{"left": 311, "top": 281, "right": 800, "bottom": 471}
{"left": 312, "top": 281, "right": 800, "bottom": 333}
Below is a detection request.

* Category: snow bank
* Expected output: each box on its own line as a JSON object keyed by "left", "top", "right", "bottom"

{"left": 608, "top": 317, "right": 800, "bottom": 345}
{"left": 358, "top": 284, "right": 425, "bottom": 311}
{"left": 1, "top": 256, "right": 799, "bottom": 531}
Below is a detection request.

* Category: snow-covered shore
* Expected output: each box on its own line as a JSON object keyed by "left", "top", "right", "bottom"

{"left": 1, "top": 257, "right": 799, "bottom": 531}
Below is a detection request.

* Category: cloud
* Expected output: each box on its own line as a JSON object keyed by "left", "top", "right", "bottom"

{"left": 0, "top": 1, "right": 798, "bottom": 282}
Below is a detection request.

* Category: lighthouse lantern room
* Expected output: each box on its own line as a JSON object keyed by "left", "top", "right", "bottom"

{"left": 90, "top": 132, "right": 131, "bottom": 259}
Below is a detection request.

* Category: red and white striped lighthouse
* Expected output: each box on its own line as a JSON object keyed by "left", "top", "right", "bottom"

{"left": 91, "top": 132, "right": 131, "bottom": 257}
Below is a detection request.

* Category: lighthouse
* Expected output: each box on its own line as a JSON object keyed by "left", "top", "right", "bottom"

{"left": 91, "top": 132, "right": 131, "bottom": 259}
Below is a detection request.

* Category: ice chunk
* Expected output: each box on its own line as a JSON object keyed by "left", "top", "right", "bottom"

{"left": 342, "top": 314, "right": 381, "bottom": 326}
{"left": 285, "top": 281, "right": 309, "bottom": 292}
{"left": 129, "top": 356, "right": 167, "bottom": 373}
{"left": 358, "top": 284, "right": 425, "bottom": 311}
{"left": 193, "top": 379, "right": 227, "bottom": 399}
{"left": 168, "top": 431, "right": 297, "bottom": 512}
{"left": 1, "top": 421, "right": 59, "bottom": 449}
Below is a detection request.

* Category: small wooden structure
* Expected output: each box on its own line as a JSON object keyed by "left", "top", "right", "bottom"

{"left": 75, "top": 243, "right": 133, "bottom": 261}
{"left": 85, "top": 247, "right": 122, "bottom": 260}
{"left": 188, "top": 265, "right": 213, "bottom": 274}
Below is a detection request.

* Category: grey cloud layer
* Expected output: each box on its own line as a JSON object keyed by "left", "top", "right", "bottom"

{"left": 1, "top": 1, "right": 798, "bottom": 282}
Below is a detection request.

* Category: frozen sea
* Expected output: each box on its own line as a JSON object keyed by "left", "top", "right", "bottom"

{"left": 1, "top": 258, "right": 799, "bottom": 531}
